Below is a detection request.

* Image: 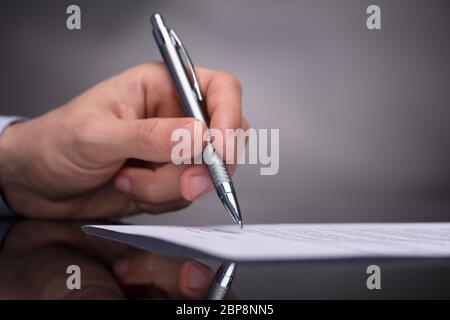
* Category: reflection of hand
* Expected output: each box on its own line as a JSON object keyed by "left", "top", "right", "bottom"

{"left": 0, "top": 220, "right": 215, "bottom": 299}
{"left": 0, "top": 62, "right": 247, "bottom": 219}
{"left": 113, "top": 252, "right": 214, "bottom": 299}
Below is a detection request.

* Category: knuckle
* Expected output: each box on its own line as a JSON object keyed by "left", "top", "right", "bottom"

{"left": 134, "top": 62, "right": 155, "bottom": 76}
{"left": 133, "top": 62, "right": 166, "bottom": 84}
{"left": 72, "top": 117, "right": 104, "bottom": 145}
{"left": 134, "top": 119, "right": 161, "bottom": 150}
{"left": 220, "top": 72, "right": 242, "bottom": 93}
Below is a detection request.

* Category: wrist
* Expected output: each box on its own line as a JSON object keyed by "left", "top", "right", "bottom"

{"left": 0, "top": 122, "right": 24, "bottom": 206}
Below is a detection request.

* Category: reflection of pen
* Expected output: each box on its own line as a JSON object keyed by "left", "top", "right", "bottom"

{"left": 150, "top": 13, "right": 243, "bottom": 229}
{"left": 204, "top": 262, "right": 237, "bottom": 300}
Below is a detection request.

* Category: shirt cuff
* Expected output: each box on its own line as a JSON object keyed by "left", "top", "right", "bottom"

{"left": 0, "top": 220, "right": 12, "bottom": 244}
{"left": 0, "top": 116, "right": 25, "bottom": 216}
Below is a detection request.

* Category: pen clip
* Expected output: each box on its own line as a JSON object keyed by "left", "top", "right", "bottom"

{"left": 169, "top": 29, "right": 203, "bottom": 102}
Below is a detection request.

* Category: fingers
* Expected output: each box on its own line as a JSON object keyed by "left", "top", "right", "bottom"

{"left": 176, "top": 114, "right": 246, "bottom": 202}
{"left": 96, "top": 64, "right": 247, "bottom": 204}
{"left": 112, "top": 118, "right": 245, "bottom": 204}
{"left": 179, "top": 165, "right": 212, "bottom": 201}
{"left": 134, "top": 198, "right": 191, "bottom": 215}
{"left": 178, "top": 261, "right": 215, "bottom": 299}
{"left": 114, "top": 162, "right": 192, "bottom": 214}
{"left": 197, "top": 69, "right": 242, "bottom": 132}
{"left": 115, "top": 163, "right": 186, "bottom": 204}
{"left": 115, "top": 161, "right": 236, "bottom": 204}
{"left": 87, "top": 64, "right": 244, "bottom": 165}
{"left": 196, "top": 69, "right": 244, "bottom": 160}
{"left": 92, "top": 63, "right": 244, "bottom": 136}
{"left": 110, "top": 117, "right": 206, "bottom": 163}
{"left": 113, "top": 252, "right": 214, "bottom": 299}
{"left": 111, "top": 65, "right": 245, "bottom": 161}
{"left": 114, "top": 161, "right": 235, "bottom": 205}
{"left": 106, "top": 63, "right": 242, "bottom": 125}
{"left": 179, "top": 164, "right": 237, "bottom": 201}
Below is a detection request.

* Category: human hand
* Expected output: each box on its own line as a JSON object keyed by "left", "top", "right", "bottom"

{"left": 0, "top": 220, "right": 218, "bottom": 299}
{"left": 0, "top": 63, "right": 246, "bottom": 219}
{"left": 112, "top": 251, "right": 221, "bottom": 299}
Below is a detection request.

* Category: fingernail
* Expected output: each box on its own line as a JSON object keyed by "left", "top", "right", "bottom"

{"left": 115, "top": 176, "right": 130, "bottom": 193}
{"left": 189, "top": 175, "right": 210, "bottom": 199}
{"left": 187, "top": 263, "right": 208, "bottom": 291}
{"left": 113, "top": 259, "right": 129, "bottom": 277}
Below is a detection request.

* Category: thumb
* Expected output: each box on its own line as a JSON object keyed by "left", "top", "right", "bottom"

{"left": 110, "top": 117, "right": 206, "bottom": 163}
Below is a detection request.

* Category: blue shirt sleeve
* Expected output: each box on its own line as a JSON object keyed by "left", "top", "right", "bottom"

{"left": 0, "top": 116, "right": 25, "bottom": 216}
{"left": 0, "top": 221, "right": 12, "bottom": 244}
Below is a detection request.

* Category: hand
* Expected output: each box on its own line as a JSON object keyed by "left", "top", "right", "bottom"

{"left": 0, "top": 220, "right": 217, "bottom": 299}
{"left": 0, "top": 62, "right": 246, "bottom": 219}
{"left": 112, "top": 251, "right": 220, "bottom": 299}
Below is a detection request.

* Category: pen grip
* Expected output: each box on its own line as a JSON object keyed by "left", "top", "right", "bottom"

{"left": 203, "top": 142, "right": 231, "bottom": 189}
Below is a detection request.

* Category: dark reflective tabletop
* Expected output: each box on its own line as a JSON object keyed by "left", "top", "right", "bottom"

{"left": 1, "top": 219, "right": 450, "bottom": 299}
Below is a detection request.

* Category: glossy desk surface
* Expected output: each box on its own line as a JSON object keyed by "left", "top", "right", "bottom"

{"left": 1, "top": 219, "right": 450, "bottom": 299}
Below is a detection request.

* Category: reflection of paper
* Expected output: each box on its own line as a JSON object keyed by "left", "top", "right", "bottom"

{"left": 84, "top": 223, "right": 450, "bottom": 261}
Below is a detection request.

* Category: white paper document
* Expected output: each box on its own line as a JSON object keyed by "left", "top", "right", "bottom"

{"left": 83, "top": 223, "right": 450, "bottom": 261}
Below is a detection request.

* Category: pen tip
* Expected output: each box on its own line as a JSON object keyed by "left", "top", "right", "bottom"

{"left": 220, "top": 188, "right": 243, "bottom": 229}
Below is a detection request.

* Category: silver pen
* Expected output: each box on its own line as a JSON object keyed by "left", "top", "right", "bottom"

{"left": 204, "top": 262, "right": 237, "bottom": 300}
{"left": 151, "top": 13, "right": 243, "bottom": 228}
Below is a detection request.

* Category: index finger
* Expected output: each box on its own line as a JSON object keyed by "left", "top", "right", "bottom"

{"left": 196, "top": 68, "right": 243, "bottom": 161}
{"left": 197, "top": 69, "right": 243, "bottom": 132}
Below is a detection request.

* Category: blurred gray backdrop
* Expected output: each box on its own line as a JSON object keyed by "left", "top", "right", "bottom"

{"left": 1, "top": 0, "right": 450, "bottom": 225}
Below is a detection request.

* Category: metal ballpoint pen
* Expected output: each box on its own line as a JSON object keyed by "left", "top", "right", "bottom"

{"left": 204, "top": 262, "right": 237, "bottom": 300}
{"left": 150, "top": 13, "right": 243, "bottom": 228}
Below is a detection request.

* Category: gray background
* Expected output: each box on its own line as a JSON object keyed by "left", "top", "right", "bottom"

{"left": 1, "top": 0, "right": 450, "bottom": 226}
